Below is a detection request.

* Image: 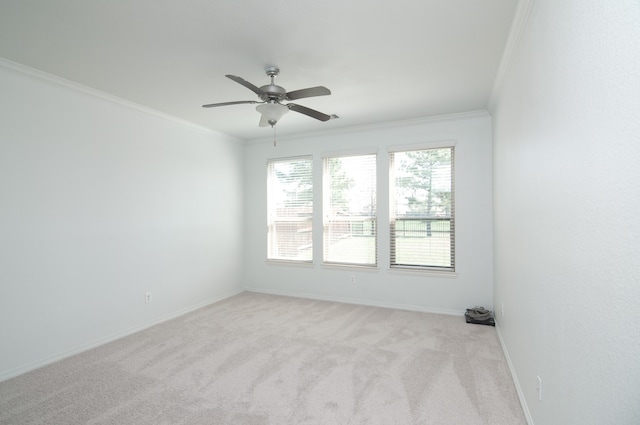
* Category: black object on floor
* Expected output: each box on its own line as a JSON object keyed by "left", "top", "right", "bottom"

{"left": 465, "top": 306, "right": 496, "bottom": 326}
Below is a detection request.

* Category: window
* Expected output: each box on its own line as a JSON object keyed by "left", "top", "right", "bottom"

{"left": 267, "top": 156, "right": 313, "bottom": 262}
{"left": 323, "top": 154, "right": 377, "bottom": 266}
{"left": 389, "top": 147, "right": 454, "bottom": 270}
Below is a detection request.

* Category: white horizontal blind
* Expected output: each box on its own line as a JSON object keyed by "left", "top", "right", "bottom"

{"left": 323, "top": 154, "right": 377, "bottom": 266}
{"left": 267, "top": 156, "right": 313, "bottom": 262}
{"left": 390, "top": 147, "right": 454, "bottom": 270}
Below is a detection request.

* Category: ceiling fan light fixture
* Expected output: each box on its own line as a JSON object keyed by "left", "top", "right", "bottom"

{"left": 256, "top": 102, "right": 289, "bottom": 127}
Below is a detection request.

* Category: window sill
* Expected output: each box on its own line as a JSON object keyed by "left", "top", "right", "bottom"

{"left": 265, "top": 259, "right": 314, "bottom": 268}
{"left": 322, "top": 263, "right": 379, "bottom": 273}
{"left": 387, "top": 267, "right": 458, "bottom": 278}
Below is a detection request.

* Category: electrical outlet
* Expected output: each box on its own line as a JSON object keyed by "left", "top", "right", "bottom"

{"left": 350, "top": 275, "right": 356, "bottom": 285}
{"left": 145, "top": 292, "right": 152, "bottom": 304}
{"left": 536, "top": 375, "right": 542, "bottom": 401}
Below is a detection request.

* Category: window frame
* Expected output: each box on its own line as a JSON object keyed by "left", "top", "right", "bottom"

{"left": 322, "top": 151, "right": 378, "bottom": 268}
{"left": 266, "top": 155, "right": 314, "bottom": 264}
{"left": 388, "top": 142, "right": 455, "bottom": 272}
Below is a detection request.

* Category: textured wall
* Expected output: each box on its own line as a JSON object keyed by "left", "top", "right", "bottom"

{"left": 491, "top": 1, "right": 640, "bottom": 424}
{"left": 243, "top": 112, "right": 494, "bottom": 315}
{"left": 0, "top": 62, "right": 244, "bottom": 379}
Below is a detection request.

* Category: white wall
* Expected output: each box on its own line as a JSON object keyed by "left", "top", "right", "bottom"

{"left": 490, "top": 1, "right": 640, "bottom": 424}
{"left": 0, "top": 61, "right": 244, "bottom": 380}
{"left": 243, "top": 112, "right": 493, "bottom": 314}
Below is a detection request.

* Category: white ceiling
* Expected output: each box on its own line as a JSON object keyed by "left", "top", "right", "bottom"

{"left": 0, "top": 0, "right": 518, "bottom": 141}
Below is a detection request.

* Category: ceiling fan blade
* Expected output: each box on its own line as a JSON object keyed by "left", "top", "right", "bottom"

{"left": 286, "top": 86, "right": 331, "bottom": 101}
{"left": 226, "top": 75, "right": 265, "bottom": 97}
{"left": 287, "top": 103, "right": 331, "bottom": 121}
{"left": 202, "top": 100, "right": 258, "bottom": 108}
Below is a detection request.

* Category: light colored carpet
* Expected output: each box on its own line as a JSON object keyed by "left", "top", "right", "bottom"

{"left": 0, "top": 292, "right": 526, "bottom": 425}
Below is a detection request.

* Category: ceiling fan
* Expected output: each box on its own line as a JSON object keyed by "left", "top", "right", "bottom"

{"left": 202, "top": 66, "right": 337, "bottom": 128}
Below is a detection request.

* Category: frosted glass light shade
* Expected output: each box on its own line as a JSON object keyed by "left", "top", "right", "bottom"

{"left": 256, "top": 103, "right": 289, "bottom": 127}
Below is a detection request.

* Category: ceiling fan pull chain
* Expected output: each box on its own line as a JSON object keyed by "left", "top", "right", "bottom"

{"left": 273, "top": 124, "right": 277, "bottom": 147}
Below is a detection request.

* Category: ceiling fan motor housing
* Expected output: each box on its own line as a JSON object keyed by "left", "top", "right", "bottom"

{"left": 259, "top": 84, "right": 286, "bottom": 102}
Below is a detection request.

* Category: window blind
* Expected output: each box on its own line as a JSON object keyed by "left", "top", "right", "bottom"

{"left": 267, "top": 156, "right": 313, "bottom": 262}
{"left": 323, "top": 154, "right": 377, "bottom": 266}
{"left": 390, "top": 147, "right": 454, "bottom": 270}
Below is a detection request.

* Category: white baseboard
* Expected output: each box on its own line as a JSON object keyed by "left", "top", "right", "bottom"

{"left": 245, "top": 287, "right": 464, "bottom": 316}
{"left": 495, "top": 323, "right": 535, "bottom": 425}
{"left": 0, "top": 289, "right": 243, "bottom": 382}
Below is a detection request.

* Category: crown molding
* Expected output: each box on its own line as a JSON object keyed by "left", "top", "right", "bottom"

{"left": 487, "top": 0, "right": 536, "bottom": 112}
{"left": 0, "top": 57, "right": 240, "bottom": 143}
{"left": 246, "top": 110, "right": 490, "bottom": 145}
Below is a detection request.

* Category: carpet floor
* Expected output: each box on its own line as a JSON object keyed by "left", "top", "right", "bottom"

{"left": 0, "top": 292, "right": 527, "bottom": 425}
